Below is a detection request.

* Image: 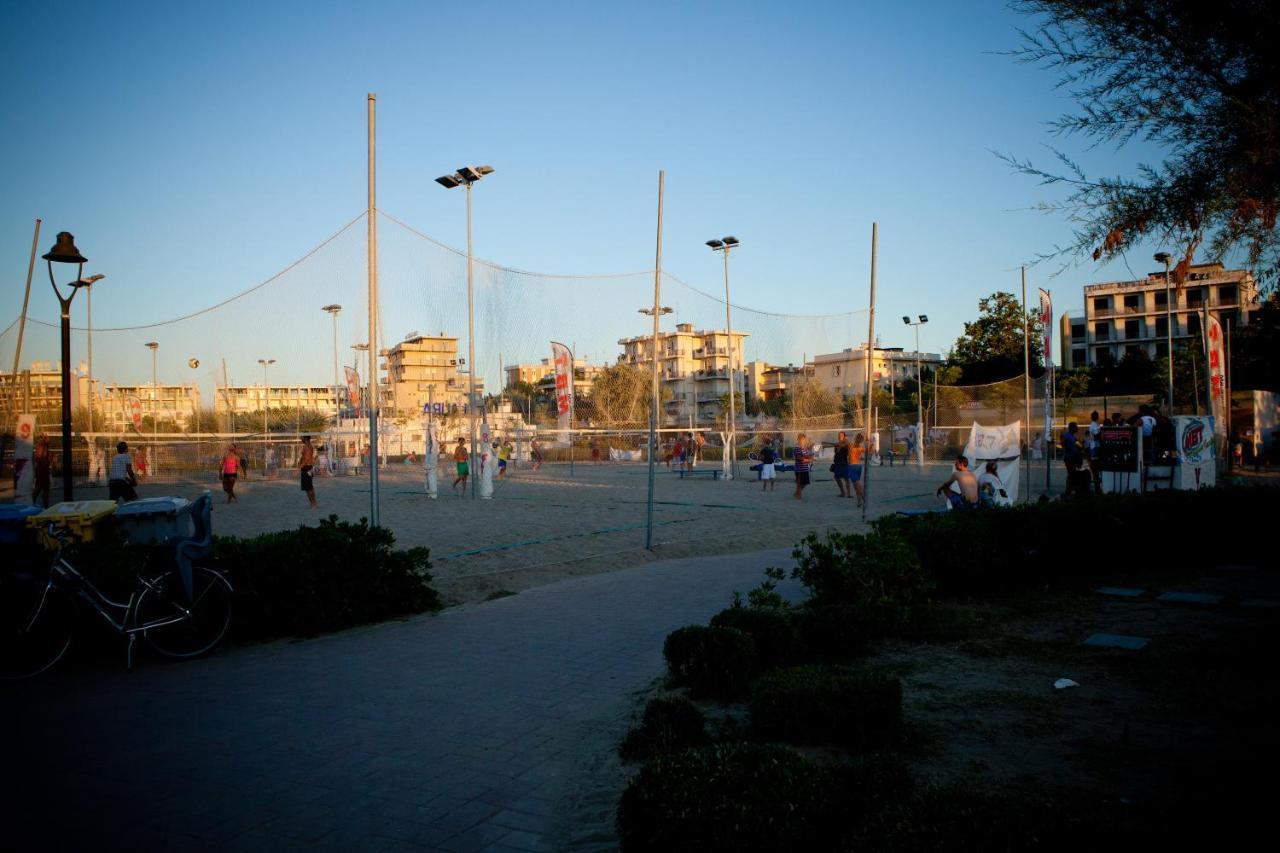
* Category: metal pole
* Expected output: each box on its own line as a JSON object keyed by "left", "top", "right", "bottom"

{"left": 86, "top": 284, "right": 94, "bottom": 435}
{"left": 152, "top": 345, "right": 158, "bottom": 456}
{"left": 723, "top": 245, "right": 736, "bottom": 480}
{"left": 58, "top": 287, "right": 76, "bottom": 501}
{"left": 1021, "top": 266, "right": 1031, "bottom": 496}
{"left": 861, "top": 223, "right": 877, "bottom": 522}
{"left": 10, "top": 218, "right": 40, "bottom": 421}
{"left": 915, "top": 323, "right": 923, "bottom": 468}
{"left": 1202, "top": 302, "right": 1213, "bottom": 422}
{"left": 367, "top": 92, "right": 381, "bottom": 524}
{"left": 645, "top": 170, "right": 665, "bottom": 550}
{"left": 1045, "top": 290, "right": 1051, "bottom": 494}
{"left": 1164, "top": 257, "right": 1174, "bottom": 413}
{"left": 466, "top": 180, "right": 477, "bottom": 499}
{"left": 569, "top": 342, "right": 576, "bottom": 478}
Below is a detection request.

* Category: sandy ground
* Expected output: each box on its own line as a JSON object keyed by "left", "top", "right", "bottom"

{"left": 23, "top": 458, "right": 1070, "bottom": 606}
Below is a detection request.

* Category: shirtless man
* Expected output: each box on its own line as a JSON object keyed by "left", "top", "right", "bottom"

{"left": 299, "top": 435, "right": 318, "bottom": 508}
{"left": 936, "top": 455, "right": 979, "bottom": 510}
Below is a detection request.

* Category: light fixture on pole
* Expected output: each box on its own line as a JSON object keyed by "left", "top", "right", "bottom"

{"left": 43, "top": 232, "right": 91, "bottom": 501}
{"left": 902, "top": 314, "right": 929, "bottom": 466}
{"left": 144, "top": 341, "right": 159, "bottom": 460}
{"left": 706, "top": 236, "right": 740, "bottom": 479}
{"left": 257, "top": 358, "right": 276, "bottom": 436}
{"left": 1154, "top": 251, "right": 1173, "bottom": 413}
{"left": 80, "top": 274, "right": 105, "bottom": 437}
{"left": 323, "top": 304, "right": 342, "bottom": 417}
{"left": 436, "top": 164, "right": 494, "bottom": 499}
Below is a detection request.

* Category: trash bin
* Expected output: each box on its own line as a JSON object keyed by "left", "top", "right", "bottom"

{"left": 0, "top": 505, "right": 44, "bottom": 545}
{"left": 113, "top": 496, "right": 194, "bottom": 545}
{"left": 28, "top": 500, "right": 120, "bottom": 548}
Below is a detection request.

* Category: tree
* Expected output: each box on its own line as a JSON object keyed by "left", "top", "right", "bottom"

{"left": 950, "top": 292, "right": 1044, "bottom": 384}
{"left": 1004, "top": 0, "right": 1280, "bottom": 289}
{"left": 589, "top": 363, "right": 656, "bottom": 427}
{"left": 789, "top": 379, "right": 843, "bottom": 429}
{"left": 1230, "top": 295, "right": 1280, "bottom": 390}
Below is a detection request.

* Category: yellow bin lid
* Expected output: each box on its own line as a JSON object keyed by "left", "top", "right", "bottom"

{"left": 30, "top": 500, "right": 120, "bottom": 524}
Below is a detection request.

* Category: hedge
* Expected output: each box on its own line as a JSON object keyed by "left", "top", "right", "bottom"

{"left": 709, "top": 606, "right": 800, "bottom": 671}
{"left": 617, "top": 742, "right": 838, "bottom": 851}
{"left": 750, "top": 664, "right": 902, "bottom": 751}
{"left": 663, "top": 625, "right": 755, "bottom": 701}
{"left": 619, "top": 696, "right": 709, "bottom": 761}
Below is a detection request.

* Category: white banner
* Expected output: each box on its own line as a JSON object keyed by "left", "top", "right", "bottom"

{"left": 1206, "top": 314, "right": 1227, "bottom": 438}
{"left": 1175, "top": 415, "right": 1216, "bottom": 489}
{"left": 550, "top": 341, "right": 573, "bottom": 434}
{"left": 1039, "top": 288, "right": 1053, "bottom": 450}
{"left": 962, "top": 420, "right": 1021, "bottom": 504}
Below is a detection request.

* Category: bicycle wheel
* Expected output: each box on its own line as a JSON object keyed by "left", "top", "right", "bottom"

{"left": 134, "top": 567, "right": 233, "bottom": 659}
{"left": 0, "top": 570, "right": 75, "bottom": 679}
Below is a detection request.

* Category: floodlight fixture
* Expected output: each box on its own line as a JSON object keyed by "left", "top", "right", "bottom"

{"left": 435, "top": 174, "right": 462, "bottom": 189}
{"left": 706, "top": 239, "right": 723, "bottom": 249}
{"left": 723, "top": 236, "right": 739, "bottom": 247}
{"left": 902, "top": 316, "right": 911, "bottom": 325}
{"left": 1153, "top": 251, "right": 1171, "bottom": 264}
{"left": 919, "top": 315, "right": 928, "bottom": 324}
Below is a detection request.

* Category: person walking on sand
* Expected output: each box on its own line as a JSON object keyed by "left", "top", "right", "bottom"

{"left": 221, "top": 444, "right": 243, "bottom": 503}
{"left": 850, "top": 433, "right": 867, "bottom": 507}
{"left": 530, "top": 438, "right": 543, "bottom": 472}
{"left": 759, "top": 439, "right": 777, "bottom": 492}
{"left": 452, "top": 436, "right": 470, "bottom": 493}
{"left": 299, "top": 435, "right": 318, "bottom": 508}
{"left": 832, "top": 431, "right": 852, "bottom": 498}
{"left": 792, "top": 433, "right": 814, "bottom": 500}
{"left": 108, "top": 441, "right": 139, "bottom": 503}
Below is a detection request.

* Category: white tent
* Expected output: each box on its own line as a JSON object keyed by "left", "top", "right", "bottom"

{"left": 961, "top": 421, "right": 1021, "bottom": 505}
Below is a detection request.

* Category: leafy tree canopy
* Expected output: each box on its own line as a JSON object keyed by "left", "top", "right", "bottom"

{"left": 950, "top": 292, "right": 1044, "bottom": 384}
{"left": 1003, "top": 0, "right": 1279, "bottom": 289}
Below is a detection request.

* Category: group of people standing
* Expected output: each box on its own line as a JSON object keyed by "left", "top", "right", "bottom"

{"left": 756, "top": 431, "right": 867, "bottom": 506}
{"left": 218, "top": 436, "right": 318, "bottom": 508}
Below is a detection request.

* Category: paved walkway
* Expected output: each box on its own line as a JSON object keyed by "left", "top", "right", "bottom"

{"left": 2, "top": 547, "right": 801, "bottom": 852}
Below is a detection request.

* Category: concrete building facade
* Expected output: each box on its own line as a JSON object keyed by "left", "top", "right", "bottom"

{"left": 618, "top": 323, "right": 749, "bottom": 424}
{"left": 808, "top": 346, "right": 942, "bottom": 399}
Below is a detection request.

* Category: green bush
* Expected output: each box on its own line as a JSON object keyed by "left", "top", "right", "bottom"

{"left": 710, "top": 606, "right": 799, "bottom": 671}
{"left": 663, "top": 625, "right": 755, "bottom": 701}
{"left": 791, "top": 602, "right": 881, "bottom": 661}
{"left": 791, "top": 529, "right": 933, "bottom": 623}
{"left": 750, "top": 664, "right": 902, "bottom": 751}
{"left": 617, "top": 742, "right": 838, "bottom": 852}
{"left": 619, "top": 696, "right": 709, "bottom": 761}
{"left": 215, "top": 515, "right": 440, "bottom": 640}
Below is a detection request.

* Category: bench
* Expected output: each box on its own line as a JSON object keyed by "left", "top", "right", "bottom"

{"left": 677, "top": 468, "right": 723, "bottom": 480}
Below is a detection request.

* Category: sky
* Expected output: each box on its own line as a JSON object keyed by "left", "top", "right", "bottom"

{"left": 0, "top": 0, "right": 1196, "bottom": 392}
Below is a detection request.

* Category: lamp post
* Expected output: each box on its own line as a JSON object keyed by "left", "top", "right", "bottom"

{"left": 144, "top": 342, "right": 159, "bottom": 469}
{"left": 1154, "top": 252, "right": 1173, "bottom": 413}
{"left": 436, "top": 164, "right": 494, "bottom": 498}
{"left": 323, "top": 305, "right": 342, "bottom": 417}
{"left": 80, "top": 274, "right": 105, "bottom": 437}
{"left": 257, "top": 358, "right": 275, "bottom": 436}
{"left": 902, "top": 314, "right": 929, "bottom": 466}
{"left": 706, "top": 236, "right": 740, "bottom": 479}
{"left": 43, "top": 232, "right": 92, "bottom": 501}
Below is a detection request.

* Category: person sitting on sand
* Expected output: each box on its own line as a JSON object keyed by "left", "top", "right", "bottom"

{"left": 936, "top": 455, "right": 979, "bottom": 510}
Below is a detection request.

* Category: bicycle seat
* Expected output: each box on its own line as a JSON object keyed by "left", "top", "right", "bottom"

{"left": 173, "top": 493, "right": 213, "bottom": 599}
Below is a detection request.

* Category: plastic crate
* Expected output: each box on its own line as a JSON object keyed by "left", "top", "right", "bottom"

{"left": 113, "top": 496, "right": 194, "bottom": 545}
{"left": 0, "top": 505, "right": 44, "bottom": 545}
{"left": 28, "top": 500, "right": 120, "bottom": 548}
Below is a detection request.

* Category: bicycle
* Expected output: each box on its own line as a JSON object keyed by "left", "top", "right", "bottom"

{"left": 0, "top": 493, "right": 233, "bottom": 679}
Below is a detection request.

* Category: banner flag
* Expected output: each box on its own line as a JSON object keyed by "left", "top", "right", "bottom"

{"left": 1206, "top": 314, "right": 1227, "bottom": 438}
{"left": 344, "top": 366, "right": 360, "bottom": 410}
{"left": 551, "top": 341, "right": 573, "bottom": 433}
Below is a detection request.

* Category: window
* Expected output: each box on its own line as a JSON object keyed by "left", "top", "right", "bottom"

{"left": 831, "top": 365, "right": 841, "bottom": 377}
{"left": 1188, "top": 313, "right": 1201, "bottom": 334}
{"left": 1124, "top": 319, "right": 1140, "bottom": 339}
{"left": 1093, "top": 297, "right": 1110, "bottom": 313}
{"left": 1155, "top": 316, "right": 1168, "bottom": 337}
{"left": 1123, "top": 294, "right": 1141, "bottom": 312}
{"left": 1070, "top": 323, "right": 1086, "bottom": 340}
{"left": 1154, "top": 291, "right": 1168, "bottom": 309}
{"left": 1071, "top": 347, "right": 1086, "bottom": 366}
{"left": 1218, "top": 285, "right": 1237, "bottom": 305}
{"left": 1187, "top": 288, "right": 1204, "bottom": 308}
{"left": 1094, "top": 321, "right": 1111, "bottom": 341}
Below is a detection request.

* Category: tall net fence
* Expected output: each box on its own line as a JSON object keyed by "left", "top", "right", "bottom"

{"left": 1, "top": 208, "right": 1070, "bottom": 594}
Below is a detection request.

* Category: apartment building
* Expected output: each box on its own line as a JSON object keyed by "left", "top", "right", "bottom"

{"left": 1062, "top": 262, "right": 1258, "bottom": 368}
{"left": 380, "top": 334, "right": 482, "bottom": 416}
{"left": 808, "top": 346, "right": 942, "bottom": 399}
{"left": 1, "top": 362, "right": 90, "bottom": 430}
{"left": 504, "top": 357, "right": 603, "bottom": 401}
{"left": 745, "top": 361, "right": 807, "bottom": 402}
{"left": 617, "top": 323, "right": 750, "bottom": 424}
{"left": 102, "top": 383, "right": 203, "bottom": 429}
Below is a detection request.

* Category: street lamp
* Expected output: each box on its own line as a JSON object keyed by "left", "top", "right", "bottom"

{"left": 43, "top": 232, "right": 91, "bottom": 501}
{"left": 144, "top": 341, "right": 159, "bottom": 466}
{"left": 1154, "top": 251, "right": 1173, "bottom": 413}
{"left": 436, "top": 164, "right": 494, "bottom": 498}
{"left": 902, "top": 315, "right": 929, "bottom": 466}
{"left": 257, "top": 358, "right": 275, "bottom": 436}
{"left": 638, "top": 306, "right": 674, "bottom": 416}
{"left": 707, "top": 236, "right": 740, "bottom": 479}
{"left": 80, "top": 274, "right": 105, "bottom": 437}
{"left": 322, "top": 304, "right": 342, "bottom": 418}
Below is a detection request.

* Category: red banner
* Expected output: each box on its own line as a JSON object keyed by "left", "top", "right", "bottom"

{"left": 551, "top": 341, "right": 572, "bottom": 432}
{"left": 1206, "top": 313, "right": 1227, "bottom": 437}
{"left": 344, "top": 366, "right": 360, "bottom": 410}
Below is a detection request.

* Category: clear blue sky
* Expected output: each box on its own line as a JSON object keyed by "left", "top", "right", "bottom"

{"left": 0, "top": 0, "right": 1191, "bottom": 391}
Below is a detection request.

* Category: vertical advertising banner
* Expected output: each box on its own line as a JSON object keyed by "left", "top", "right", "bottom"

{"left": 1206, "top": 314, "right": 1227, "bottom": 438}
{"left": 344, "top": 366, "right": 360, "bottom": 412}
{"left": 1039, "top": 288, "right": 1053, "bottom": 443}
{"left": 551, "top": 341, "right": 573, "bottom": 433}
{"left": 1175, "top": 415, "right": 1216, "bottom": 489}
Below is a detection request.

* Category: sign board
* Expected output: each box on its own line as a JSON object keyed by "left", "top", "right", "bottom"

{"left": 551, "top": 341, "right": 573, "bottom": 432}
{"left": 14, "top": 413, "right": 35, "bottom": 462}
{"left": 129, "top": 396, "right": 143, "bottom": 430}
{"left": 1096, "top": 425, "right": 1139, "bottom": 473}
{"left": 1175, "top": 416, "right": 1216, "bottom": 489}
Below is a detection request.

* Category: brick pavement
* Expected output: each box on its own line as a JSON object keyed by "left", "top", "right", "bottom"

{"left": 2, "top": 547, "right": 801, "bottom": 852}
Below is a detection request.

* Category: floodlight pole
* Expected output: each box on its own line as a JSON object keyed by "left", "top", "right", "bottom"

{"left": 1156, "top": 252, "right": 1174, "bottom": 412}
{"left": 9, "top": 218, "right": 40, "bottom": 423}
{"left": 1021, "top": 266, "right": 1031, "bottom": 496}
{"left": 708, "top": 237, "right": 739, "bottom": 479}
{"left": 646, "top": 171, "right": 665, "bottom": 550}
{"left": 861, "top": 223, "right": 878, "bottom": 522}
{"left": 367, "top": 92, "right": 381, "bottom": 525}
